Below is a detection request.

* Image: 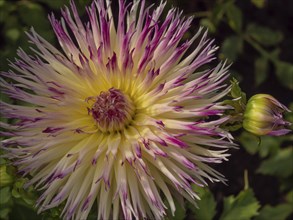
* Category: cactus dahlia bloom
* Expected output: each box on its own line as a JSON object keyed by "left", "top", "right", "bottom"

{"left": 1, "top": 0, "right": 234, "bottom": 219}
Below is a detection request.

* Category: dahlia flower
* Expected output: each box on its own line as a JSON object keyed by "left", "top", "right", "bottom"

{"left": 243, "top": 94, "right": 291, "bottom": 136}
{"left": 1, "top": 0, "right": 234, "bottom": 219}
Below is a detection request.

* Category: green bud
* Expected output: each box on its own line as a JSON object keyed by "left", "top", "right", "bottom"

{"left": 243, "top": 94, "right": 291, "bottom": 136}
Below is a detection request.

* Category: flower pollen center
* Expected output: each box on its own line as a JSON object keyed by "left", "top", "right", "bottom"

{"left": 89, "top": 88, "right": 134, "bottom": 132}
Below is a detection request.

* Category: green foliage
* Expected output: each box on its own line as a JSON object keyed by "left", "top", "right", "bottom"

{"left": 167, "top": 198, "right": 186, "bottom": 220}
{"left": 246, "top": 24, "right": 283, "bottom": 47}
{"left": 225, "top": 3, "right": 243, "bottom": 33}
{"left": 198, "top": 0, "right": 291, "bottom": 90}
{"left": 255, "top": 204, "right": 293, "bottom": 220}
{"left": 18, "top": 2, "right": 49, "bottom": 30}
{"left": 230, "top": 78, "right": 246, "bottom": 103}
{"left": 220, "top": 189, "right": 260, "bottom": 220}
{"left": 0, "top": 1, "right": 50, "bottom": 71}
{"left": 35, "top": 0, "right": 68, "bottom": 9}
{"left": 239, "top": 131, "right": 260, "bottom": 155}
{"left": 254, "top": 56, "right": 269, "bottom": 86}
{"left": 0, "top": 157, "right": 39, "bottom": 219}
{"left": 190, "top": 186, "right": 216, "bottom": 220}
{"left": 9, "top": 204, "right": 41, "bottom": 220}
{"left": 257, "top": 147, "right": 293, "bottom": 178}
{"left": 250, "top": 0, "right": 266, "bottom": 8}
{"left": 220, "top": 35, "right": 243, "bottom": 61}
{"left": 222, "top": 78, "right": 246, "bottom": 131}
{"left": 11, "top": 178, "right": 37, "bottom": 206}
{"left": 0, "top": 187, "right": 11, "bottom": 205}
{"left": 275, "top": 61, "right": 293, "bottom": 90}
{"left": 286, "top": 190, "right": 293, "bottom": 203}
{"left": 239, "top": 131, "right": 280, "bottom": 157}
{"left": 0, "top": 165, "right": 14, "bottom": 187}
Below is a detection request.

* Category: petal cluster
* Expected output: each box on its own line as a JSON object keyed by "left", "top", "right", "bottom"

{"left": 1, "top": 0, "right": 234, "bottom": 219}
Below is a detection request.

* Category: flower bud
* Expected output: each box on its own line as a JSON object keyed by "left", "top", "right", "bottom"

{"left": 243, "top": 94, "right": 291, "bottom": 136}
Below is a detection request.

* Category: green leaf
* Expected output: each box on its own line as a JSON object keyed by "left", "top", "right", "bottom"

{"left": 189, "top": 186, "right": 216, "bottom": 220}
{"left": 172, "top": 200, "right": 186, "bottom": 220}
{"left": 0, "top": 165, "right": 13, "bottom": 187}
{"left": 0, "top": 158, "right": 6, "bottom": 165}
{"left": 211, "top": 2, "right": 228, "bottom": 26}
{"left": 220, "top": 189, "right": 260, "bottom": 220}
{"left": 5, "top": 28, "right": 20, "bottom": 42}
{"left": 257, "top": 136, "right": 281, "bottom": 158}
{"left": 0, "top": 0, "right": 5, "bottom": 7}
{"left": 254, "top": 204, "right": 293, "bottom": 220}
{"left": 226, "top": 3, "right": 243, "bottom": 32}
{"left": 0, "top": 1, "right": 13, "bottom": 23}
{"left": 254, "top": 56, "right": 268, "bottom": 86}
{"left": 239, "top": 131, "right": 260, "bottom": 155}
{"left": 257, "top": 148, "right": 293, "bottom": 178}
{"left": 0, "top": 187, "right": 11, "bottom": 205}
{"left": 200, "top": 18, "right": 216, "bottom": 33}
{"left": 274, "top": 61, "right": 293, "bottom": 90}
{"left": 18, "top": 2, "right": 49, "bottom": 30}
{"left": 76, "top": 0, "right": 92, "bottom": 15}
{"left": 11, "top": 178, "right": 37, "bottom": 208}
{"left": 286, "top": 190, "right": 293, "bottom": 204}
{"left": 280, "top": 176, "right": 293, "bottom": 192}
{"left": 166, "top": 197, "right": 186, "bottom": 220}
{"left": 221, "top": 78, "right": 246, "bottom": 131}
{"left": 251, "top": 0, "right": 266, "bottom": 8}
{"left": 220, "top": 35, "right": 243, "bottom": 61}
{"left": 9, "top": 203, "right": 40, "bottom": 220}
{"left": 230, "top": 78, "right": 246, "bottom": 103}
{"left": 0, "top": 207, "right": 10, "bottom": 220}
{"left": 239, "top": 131, "right": 281, "bottom": 157}
{"left": 35, "top": 0, "right": 68, "bottom": 9}
{"left": 246, "top": 23, "right": 283, "bottom": 46}
{"left": 78, "top": 0, "right": 92, "bottom": 8}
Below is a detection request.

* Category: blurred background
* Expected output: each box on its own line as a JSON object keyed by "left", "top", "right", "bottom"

{"left": 0, "top": 0, "right": 292, "bottom": 219}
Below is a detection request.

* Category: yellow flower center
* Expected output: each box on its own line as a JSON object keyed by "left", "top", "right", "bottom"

{"left": 88, "top": 88, "right": 135, "bottom": 132}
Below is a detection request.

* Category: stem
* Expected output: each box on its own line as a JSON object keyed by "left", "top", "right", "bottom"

{"left": 244, "top": 170, "right": 249, "bottom": 190}
{"left": 187, "top": 11, "right": 211, "bottom": 18}
{"left": 243, "top": 35, "right": 276, "bottom": 63}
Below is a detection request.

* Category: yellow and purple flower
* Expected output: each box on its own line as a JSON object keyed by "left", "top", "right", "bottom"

{"left": 243, "top": 94, "right": 291, "bottom": 136}
{"left": 1, "top": 0, "right": 234, "bottom": 219}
